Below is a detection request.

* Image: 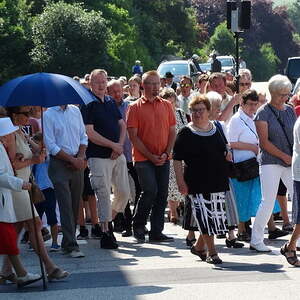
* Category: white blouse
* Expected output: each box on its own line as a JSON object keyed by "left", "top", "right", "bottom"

{"left": 292, "top": 117, "right": 300, "bottom": 181}
{"left": 0, "top": 143, "right": 24, "bottom": 223}
{"left": 227, "top": 108, "right": 258, "bottom": 163}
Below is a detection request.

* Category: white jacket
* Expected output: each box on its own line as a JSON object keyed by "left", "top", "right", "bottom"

{"left": 0, "top": 142, "right": 23, "bottom": 223}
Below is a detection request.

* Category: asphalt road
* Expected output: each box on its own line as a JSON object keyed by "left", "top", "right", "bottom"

{"left": 1, "top": 202, "right": 300, "bottom": 300}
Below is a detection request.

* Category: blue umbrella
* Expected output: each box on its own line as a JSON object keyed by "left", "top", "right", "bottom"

{"left": 0, "top": 72, "right": 96, "bottom": 107}
{"left": 0, "top": 72, "right": 96, "bottom": 291}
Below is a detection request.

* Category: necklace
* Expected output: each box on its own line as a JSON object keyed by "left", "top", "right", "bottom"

{"left": 191, "top": 121, "right": 212, "bottom": 132}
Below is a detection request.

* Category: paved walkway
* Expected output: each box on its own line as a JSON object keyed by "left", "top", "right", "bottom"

{"left": 1, "top": 208, "right": 300, "bottom": 299}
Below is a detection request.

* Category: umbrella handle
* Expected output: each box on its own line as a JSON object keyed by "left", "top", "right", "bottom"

{"left": 28, "top": 188, "right": 47, "bottom": 290}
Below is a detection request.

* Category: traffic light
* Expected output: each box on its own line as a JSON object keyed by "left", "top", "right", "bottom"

{"left": 227, "top": 0, "right": 251, "bottom": 32}
{"left": 240, "top": 1, "right": 251, "bottom": 30}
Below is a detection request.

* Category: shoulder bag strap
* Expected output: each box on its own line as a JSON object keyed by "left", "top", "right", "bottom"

{"left": 268, "top": 104, "right": 293, "bottom": 152}
{"left": 239, "top": 117, "right": 258, "bottom": 139}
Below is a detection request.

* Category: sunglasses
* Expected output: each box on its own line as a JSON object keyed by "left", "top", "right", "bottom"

{"left": 14, "top": 110, "right": 32, "bottom": 117}
{"left": 180, "top": 83, "right": 192, "bottom": 88}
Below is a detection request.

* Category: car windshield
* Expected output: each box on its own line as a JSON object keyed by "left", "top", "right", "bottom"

{"left": 218, "top": 58, "right": 233, "bottom": 67}
{"left": 158, "top": 64, "right": 189, "bottom": 77}
{"left": 288, "top": 60, "right": 300, "bottom": 77}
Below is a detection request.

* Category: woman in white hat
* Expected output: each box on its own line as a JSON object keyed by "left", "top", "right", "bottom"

{"left": 0, "top": 117, "right": 42, "bottom": 287}
{"left": 1, "top": 106, "right": 69, "bottom": 282}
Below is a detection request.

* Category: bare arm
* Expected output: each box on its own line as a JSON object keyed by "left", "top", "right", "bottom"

{"left": 173, "top": 160, "right": 188, "bottom": 195}
{"left": 256, "top": 120, "right": 291, "bottom": 165}
{"left": 165, "top": 125, "right": 176, "bottom": 155}
{"left": 118, "top": 119, "right": 126, "bottom": 146}
{"left": 219, "top": 94, "right": 240, "bottom": 122}
{"left": 230, "top": 141, "right": 258, "bottom": 155}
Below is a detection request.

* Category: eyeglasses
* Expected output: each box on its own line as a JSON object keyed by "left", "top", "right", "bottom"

{"left": 14, "top": 110, "right": 32, "bottom": 117}
{"left": 180, "top": 83, "right": 192, "bottom": 88}
{"left": 191, "top": 108, "right": 207, "bottom": 113}
{"left": 239, "top": 82, "right": 251, "bottom": 87}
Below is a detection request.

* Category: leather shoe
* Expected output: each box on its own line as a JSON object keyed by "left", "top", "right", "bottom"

{"left": 250, "top": 243, "right": 271, "bottom": 252}
{"left": 133, "top": 228, "right": 145, "bottom": 243}
{"left": 268, "top": 228, "right": 289, "bottom": 240}
{"left": 122, "top": 229, "right": 133, "bottom": 237}
{"left": 149, "top": 233, "right": 174, "bottom": 242}
{"left": 100, "top": 232, "right": 118, "bottom": 249}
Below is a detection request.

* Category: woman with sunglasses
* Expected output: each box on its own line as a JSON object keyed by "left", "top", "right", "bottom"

{"left": 1, "top": 106, "right": 69, "bottom": 281}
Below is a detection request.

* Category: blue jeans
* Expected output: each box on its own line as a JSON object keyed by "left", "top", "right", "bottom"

{"left": 133, "top": 160, "right": 170, "bottom": 236}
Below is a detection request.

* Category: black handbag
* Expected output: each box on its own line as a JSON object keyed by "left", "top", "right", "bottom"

{"left": 234, "top": 157, "right": 259, "bottom": 182}
{"left": 233, "top": 117, "right": 260, "bottom": 182}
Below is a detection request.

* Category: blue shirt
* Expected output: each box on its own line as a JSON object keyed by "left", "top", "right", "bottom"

{"left": 33, "top": 157, "right": 54, "bottom": 190}
{"left": 118, "top": 100, "right": 132, "bottom": 162}
{"left": 81, "top": 95, "right": 122, "bottom": 159}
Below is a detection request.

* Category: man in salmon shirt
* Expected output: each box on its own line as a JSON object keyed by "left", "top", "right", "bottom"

{"left": 127, "top": 70, "right": 176, "bottom": 243}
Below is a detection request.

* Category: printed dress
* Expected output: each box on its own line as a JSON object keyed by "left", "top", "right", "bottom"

{"left": 168, "top": 109, "right": 188, "bottom": 202}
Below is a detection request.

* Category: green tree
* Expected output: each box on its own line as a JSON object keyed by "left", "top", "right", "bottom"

{"left": 243, "top": 43, "right": 280, "bottom": 81}
{"left": 0, "top": 0, "right": 33, "bottom": 84}
{"left": 288, "top": 1, "right": 300, "bottom": 33}
{"left": 207, "top": 22, "right": 236, "bottom": 56}
{"left": 30, "top": 1, "right": 110, "bottom": 76}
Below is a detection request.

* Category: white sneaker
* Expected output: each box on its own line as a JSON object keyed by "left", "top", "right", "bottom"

{"left": 69, "top": 250, "right": 85, "bottom": 258}
{"left": 17, "top": 273, "right": 42, "bottom": 287}
{"left": 250, "top": 243, "right": 271, "bottom": 252}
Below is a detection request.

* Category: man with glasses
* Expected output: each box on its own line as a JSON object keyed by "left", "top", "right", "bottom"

{"left": 178, "top": 76, "right": 194, "bottom": 121}
{"left": 127, "top": 70, "right": 176, "bottom": 243}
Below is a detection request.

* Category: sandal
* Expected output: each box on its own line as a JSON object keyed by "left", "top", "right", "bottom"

{"left": 0, "top": 273, "right": 17, "bottom": 284}
{"left": 280, "top": 243, "right": 300, "bottom": 267}
{"left": 47, "top": 268, "right": 69, "bottom": 281}
{"left": 206, "top": 254, "right": 222, "bottom": 264}
{"left": 186, "top": 237, "right": 196, "bottom": 247}
{"left": 190, "top": 246, "right": 207, "bottom": 261}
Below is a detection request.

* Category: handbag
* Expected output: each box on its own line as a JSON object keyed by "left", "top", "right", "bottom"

{"left": 29, "top": 175, "right": 45, "bottom": 204}
{"left": 233, "top": 117, "right": 259, "bottom": 182}
{"left": 234, "top": 157, "right": 259, "bottom": 182}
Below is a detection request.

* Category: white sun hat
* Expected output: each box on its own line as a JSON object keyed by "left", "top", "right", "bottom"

{"left": 0, "top": 117, "right": 19, "bottom": 137}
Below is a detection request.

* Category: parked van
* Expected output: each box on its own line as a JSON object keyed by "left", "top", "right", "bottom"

{"left": 285, "top": 57, "right": 300, "bottom": 84}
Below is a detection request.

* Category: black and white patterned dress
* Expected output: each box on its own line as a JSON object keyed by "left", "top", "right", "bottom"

{"left": 168, "top": 109, "right": 188, "bottom": 202}
{"left": 173, "top": 122, "right": 229, "bottom": 235}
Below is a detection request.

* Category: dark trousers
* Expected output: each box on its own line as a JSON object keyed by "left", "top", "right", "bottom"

{"left": 133, "top": 160, "right": 170, "bottom": 235}
{"left": 114, "top": 162, "right": 141, "bottom": 231}
{"left": 48, "top": 157, "right": 84, "bottom": 252}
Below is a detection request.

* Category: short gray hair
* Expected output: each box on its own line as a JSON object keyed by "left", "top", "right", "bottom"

{"left": 239, "top": 69, "right": 252, "bottom": 81}
{"left": 268, "top": 74, "right": 292, "bottom": 94}
{"left": 206, "top": 91, "right": 222, "bottom": 106}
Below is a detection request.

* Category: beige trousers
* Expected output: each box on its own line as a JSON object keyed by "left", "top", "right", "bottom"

{"left": 88, "top": 154, "right": 130, "bottom": 222}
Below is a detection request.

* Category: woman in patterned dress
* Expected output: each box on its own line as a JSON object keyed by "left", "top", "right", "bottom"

{"left": 160, "top": 88, "right": 188, "bottom": 224}
{"left": 173, "top": 95, "right": 232, "bottom": 264}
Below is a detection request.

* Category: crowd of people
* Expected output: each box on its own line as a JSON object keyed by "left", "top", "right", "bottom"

{"left": 2, "top": 63, "right": 300, "bottom": 288}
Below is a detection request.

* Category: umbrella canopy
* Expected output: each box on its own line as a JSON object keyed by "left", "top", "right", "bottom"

{"left": 0, "top": 72, "right": 96, "bottom": 107}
